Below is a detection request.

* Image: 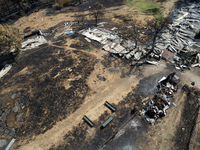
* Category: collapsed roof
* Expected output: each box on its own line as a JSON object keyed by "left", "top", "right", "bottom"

{"left": 79, "top": 27, "right": 143, "bottom": 60}
{"left": 154, "top": 3, "right": 200, "bottom": 55}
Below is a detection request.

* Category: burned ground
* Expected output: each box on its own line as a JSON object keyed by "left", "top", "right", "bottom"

{"left": 99, "top": 54, "right": 144, "bottom": 78}
{"left": 0, "top": 41, "right": 96, "bottom": 141}
{"left": 173, "top": 88, "right": 200, "bottom": 150}
{"left": 1, "top": 0, "right": 200, "bottom": 149}
{"left": 103, "top": 116, "right": 148, "bottom": 150}
{"left": 136, "top": 71, "right": 171, "bottom": 97}
{"left": 49, "top": 90, "right": 143, "bottom": 150}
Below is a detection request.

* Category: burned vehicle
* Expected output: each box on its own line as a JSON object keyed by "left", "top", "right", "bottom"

{"left": 140, "top": 73, "right": 180, "bottom": 125}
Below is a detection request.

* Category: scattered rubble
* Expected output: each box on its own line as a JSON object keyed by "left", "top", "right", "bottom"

{"left": 53, "top": 22, "right": 76, "bottom": 39}
{"left": 0, "top": 64, "right": 12, "bottom": 79}
{"left": 0, "top": 106, "right": 15, "bottom": 136}
{"left": 140, "top": 94, "right": 171, "bottom": 125}
{"left": 21, "top": 36, "right": 47, "bottom": 51}
{"left": 79, "top": 3, "right": 200, "bottom": 70}
{"left": 109, "top": 68, "right": 119, "bottom": 74}
{"left": 154, "top": 3, "right": 200, "bottom": 69}
{"left": 158, "top": 72, "right": 180, "bottom": 92}
{"left": 140, "top": 72, "right": 179, "bottom": 125}
{"left": 11, "top": 92, "right": 29, "bottom": 122}
{"left": 97, "top": 75, "right": 106, "bottom": 81}
{"left": 0, "top": 91, "right": 29, "bottom": 137}
{"left": 130, "top": 119, "right": 139, "bottom": 128}
{"left": 22, "top": 22, "right": 77, "bottom": 51}
{"left": 0, "top": 139, "right": 8, "bottom": 148}
{"left": 79, "top": 27, "right": 143, "bottom": 60}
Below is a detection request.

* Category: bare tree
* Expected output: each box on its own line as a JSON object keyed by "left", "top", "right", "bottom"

{"left": 3, "top": 0, "right": 11, "bottom": 14}
{"left": 11, "top": 0, "right": 24, "bottom": 11}
{"left": 89, "top": 2, "right": 105, "bottom": 25}
{"left": 118, "top": 19, "right": 144, "bottom": 48}
{"left": 145, "top": 17, "right": 171, "bottom": 53}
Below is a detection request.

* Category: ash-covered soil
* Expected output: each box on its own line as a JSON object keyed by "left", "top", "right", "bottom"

{"left": 0, "top": 41, "right": 96, "bottom": 141}
{"left": 173, "top": 88, "right": 200, "bottom": 150}
{"left": 48, "top": 71, "right": 200, "bottom": 150}
{"left": 49, "top": 90, "right": 143, "bottom": 150}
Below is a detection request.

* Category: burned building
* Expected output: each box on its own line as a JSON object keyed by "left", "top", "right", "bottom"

{"left": 140, "top": 73, "right": 180, "bottom": 125}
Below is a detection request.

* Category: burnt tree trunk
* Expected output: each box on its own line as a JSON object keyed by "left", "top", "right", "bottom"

{"left": 151, "top": 32, "right": 158, "bottom": 52}
{"left": 3, "top": 0, "right": 11, "bottom": 14}
{"left": 0, "top": 6, "right": 6, "bottom": 16}
{"left": 12, "top": 2, "right": 18, "bottom": 12}
{"left": 95, "top": 16, "right": 98, "bottom": 26}
{"left": 16, "top": 0, "right": 24, "bottom": 11}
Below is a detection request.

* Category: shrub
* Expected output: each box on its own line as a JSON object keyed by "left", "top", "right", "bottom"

{"left": 0, "top": 25, "right": 23, "bottom": 55}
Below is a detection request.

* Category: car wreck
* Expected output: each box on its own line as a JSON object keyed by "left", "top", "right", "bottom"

{"left": 140, "top": 94, "right": 170, "bottom": 125}
{"left": 140, "top": 73, "right": 180, "bottom": 125}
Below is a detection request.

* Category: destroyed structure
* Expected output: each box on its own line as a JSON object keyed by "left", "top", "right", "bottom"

{"left": 22, "top": 36, "right": 47, "bottom": 51}
{"left": 154, "top": 3, "right": 200, "bottom": 70}
{"left": 140, "top": 73, "right": 180, "bottom": 125}
{"left": 80, "top": 3, "right": 200, "bottom": 69}
{"left": 22, "top": 21, "right": 76, "bottom": 51}
{"left": 53, "top": 22, "right": 76, "bottom": 39}
{"left": 156, "top": 3, "right": 200, "bottom": 54}
{"left": 79, "top": 27, "right": 145, "bottom": 61}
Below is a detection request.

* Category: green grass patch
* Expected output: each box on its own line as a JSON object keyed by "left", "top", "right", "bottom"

{"left": 125, "top": 0, "right": 160, "bottom": 15}
{"left": 84, "top": 46, "right": 92, "bottom": 51}
{"left": 156, "top": 11, "right": 164, "bottom": 24}
{"left": 156, "top": 12, "right": 164, "bottom": 20}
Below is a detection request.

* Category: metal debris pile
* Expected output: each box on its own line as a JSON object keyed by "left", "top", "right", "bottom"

{"left": 0, "top": 64, "right": 12, "bottom": 79}
{"left": 21, "top": 30, "right": 47, "bottom": 51}
{"left": 22, "top": 36, "right": 47, "bottom": 51}
{"left": 22, "top": 21, "right": 77, "bottom": 51}
{"left": 79, "top": 3, "right": 200, "bottom": 69}
{"left": 154, "top": 3, "right": 200, "bottom": 70}
{"left": 53, "top": 22, "right": 76, "bottom": 39}
{"left": 155, "top": 3, "right": 200, "bottom": 54}
{"left": 79, "top": 27, "right": 146, "bottom": 60}
{"left": 140, "top": 94, "right": 170, "bottom": 125}
{"left": 0, "top": 106, "right": 15, "bottom": 136}
{"left": 0, "top": 91, "right": 29, "bottom": 137}
{"left": 140, "top": 72, "right": 180, "bottom": 125}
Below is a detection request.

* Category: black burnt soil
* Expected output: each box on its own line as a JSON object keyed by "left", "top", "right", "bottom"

{"left": 0, "top": 42, "right": 96, "bottom": 141}
{"left": 49, "top": 90, "right": 143, "bottom": 150}
{"left": 173, "top": 89, "right": 200, "bottom": 150}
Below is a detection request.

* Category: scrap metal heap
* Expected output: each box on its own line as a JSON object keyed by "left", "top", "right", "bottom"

{"left": 154, "top": 3, "right": 200, "bottom": 69}
{"left": 140, "top": 94, "right": 170, "bottom": 125}
{"left": 140, "top": 72, "right": 180, "bottom": 125}
{"left": 156, "top": 3, "right": 200, "bottom": 55}
{"left": 79, "top": 3, "right": 200, "bottom": 69}
{"left": 79, "top": 27, "right": 145, "bottom": 60}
